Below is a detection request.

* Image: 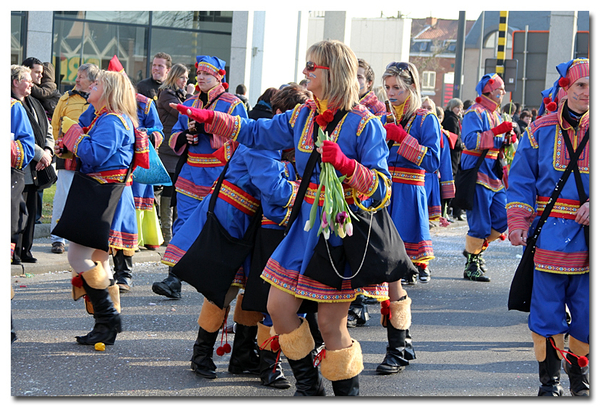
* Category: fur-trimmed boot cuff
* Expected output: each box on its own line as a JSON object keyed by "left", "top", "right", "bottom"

{"left": 320, "top": 340, "right": 364, "bottom": 382}
{"left": 233, "top": 293, "right": 264, "bottom": 326}
{"left": 71, "top": 262, "right": 109, "bottom": 301}
{"left": 277, "top": 317, "right": 315, "bottom": 361}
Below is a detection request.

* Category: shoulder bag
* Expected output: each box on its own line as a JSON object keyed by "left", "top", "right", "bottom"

{"left": 453, "top": 149, "right": 488, "bottom": 210}
{"left": 171, "top": 148, "right": 263, "bottom": 309}
{"left": 51, "top": 162, "right": 134, "bottom": 252}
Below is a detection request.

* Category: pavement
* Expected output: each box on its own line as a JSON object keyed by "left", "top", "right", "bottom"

{"left": 12, "top": 216, "right": 559, "bottom": 398}
{"left": 11, "top": 223, "right": 166, "bottom": 276}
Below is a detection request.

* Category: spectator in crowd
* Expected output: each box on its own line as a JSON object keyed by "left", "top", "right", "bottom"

{"left": 49, "top": 63, "right": 100, "bottom": 254}
{"left": 530, "top": 107, "right": 538, "bottom": 121}
{"left": 248, "top": 87, "right": 278, "bottom": 120}
{"left": 442, "top": 98, "right": 465, "bottom": 221}
{"left": 10, "top": 64, "right": 54, "bottom": 264}
{"left": 516, "top": 109, "right": 532, "bottom": 135}
{"left": 137, "top": 52, "right": 172, "bottom": 102}
{"left": 460, "top": 73, "right": 516, "bottom": 282}
{"left": 357, "top": 58, "right": 386, "bottom": 117}
{"left": 511, "top": 102, "right": 522, "bottom": 123}
{"left": 156, "top": 63, "right": 190, "bottom": 245}
{"left": 235, "top": 84, "right": 251, "bottom": 112}
{"left": 507, "top": 58, "right": 589, "bottom": 397}
{"left": 462, "top": 99, "right": 473, "bottom": 111}
{"left": 11, "top": 78, "right": 36, "bottom": 343}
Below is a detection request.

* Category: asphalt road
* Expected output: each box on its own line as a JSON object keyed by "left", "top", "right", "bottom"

{"left": 10, "top": 221, "right": 567, "bottom": 398}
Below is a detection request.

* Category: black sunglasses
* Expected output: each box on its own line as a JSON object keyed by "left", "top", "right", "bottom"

{"left": 386, "top": 62, "right": 414, "bottom": 84}
{"left": 306, "top": 61, "right": 330, "bottom": 72}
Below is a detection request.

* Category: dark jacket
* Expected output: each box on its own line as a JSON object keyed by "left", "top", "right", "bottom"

{"left": 442, "top": 109, "right": 463, "bottom": 177}
{"left": 248, "top": 100, "right": 273, "bottom": 120}
{"left": 137, "top": 77, "right": 162, "bottom": 102}
{"left": 30, "top": 62, "right": 61, "bottom": 118}
{"left": 156, "top": 87, "right": 187, "bottom": 173}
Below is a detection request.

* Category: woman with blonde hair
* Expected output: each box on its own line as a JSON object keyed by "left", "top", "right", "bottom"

{"left": 57, "top": 70, "right": 140, "bottom": 346}
{"left": 171, "top": 39, "right": 392, "bottom": 396}
{"left": 372, "top": 62, "right": 441, "bottom": 375}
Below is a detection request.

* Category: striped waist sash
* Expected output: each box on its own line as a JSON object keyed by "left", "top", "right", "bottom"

{"left": 389, "top": 167, "right": 426, "bottom": 186}
{"left": 212, "top": 179, "right": 260, "bottom": 216}
{"left": 536, "top": 197, "right": 581, "bottom": 220}
{"left": 303, "top": 182, "right": 355, "bottom": 206}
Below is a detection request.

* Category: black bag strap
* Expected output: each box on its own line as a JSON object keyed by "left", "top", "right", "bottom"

{"left": 561, "top": 128, "right": 589, "bottom": 245}
{"left": 474, "top": 148, "right": 489, "bottom": 169}
{"left": 527, "top": 128, "right": 589, "bottom": 245}
{"left": 283, "top": 108, "right": 348, "bottom": 236}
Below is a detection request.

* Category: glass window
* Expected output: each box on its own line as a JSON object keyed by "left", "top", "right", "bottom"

{"left": 11, "top": 12, "right": 26, "bottom": 65}
{"left": 55, "top": 11, "right": 149, "bottom": 25}
{"left": 152, "top": 11, "right": 232, "bottom": 31}
{"left": 422, "top": 71, "right": 436, "bottom": 89}
{"left": 53, "top": 18, "right": 148, "bottom": 91}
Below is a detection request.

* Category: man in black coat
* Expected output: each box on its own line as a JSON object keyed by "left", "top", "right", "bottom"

{"left": 136, "top": 52, "right": 172, "bottom": 102}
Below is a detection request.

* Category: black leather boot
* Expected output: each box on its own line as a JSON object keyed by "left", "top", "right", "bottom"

{"left": 259, "top": 348, "right": 291, "bottom": 389}
{"left": 563, "top": 352, "right": 589, "bottom": 396}
{"left": 112, "top": 250, "right": 133, "bottom": 293}
{"left": 347, "top": 295, "right": 369, "bottom": 328}
{"left": 331, "top": 375, "right": 360, "bottom": 396}
{"left": 76, "top": 279, "right": 122, "bottom": 345}
{"left": 538, "top": 338, "right": 565, "bottom": 396}
{"left": 228, "top": 323, "right": 260, "bottom": 374}
{"left": 376, "top": 327, "right": 416, "bottom": 374}
{"left": 152, "top": 269, "right": 182, "bottom": 299}
{"left": 288, "top": 351, "right": 326, "bottom": 396}
{"left": 190, "top": 326, "right": 219, "bottom": 379}
{"left": 463, "top": 252, "right": 490, "bottom": 282}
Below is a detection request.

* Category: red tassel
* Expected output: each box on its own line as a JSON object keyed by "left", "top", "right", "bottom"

{"left": 488, "top": 78, "right": 494, "bottom": 85}
{"left": 313, "top": 347, "right": 326, "bottom": 367}
{"left": 558, "top": 77, "right": 570, "bottom": 88}
{"left": 222, "top": 82, "right": 229, "bottom": 90}
{"left": 549, "top": 337, "right": 588, "bottom": 367}
{"left": 543, "top": 97, "right": 551, "bottom": 104}
{"left": 475, "top": 96, "right": 482, "bottom": 104}
{"left": 260, "top": 335, "right": 281, "bottom": 352}
{"left": 546, "top": 101, "right": 557, "bottom": 112}
{"left": 218, "top": 69, "right": 226, "bottom": 76}
{"left": 499, "top": 233, "right": 507, "bottom": 241}
{"left": 216, "top": 346, "right": 225, "bottom": 356}
{"left": 71, "top": 273, "right": 84, "bottom": 288}
{"left": 222, "top": 343, "right": 231, "bottom": 353}
{"left": 380, "top": 299, "right": 391, "bottom": 316}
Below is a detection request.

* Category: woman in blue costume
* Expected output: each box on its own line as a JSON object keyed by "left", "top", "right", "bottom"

{"left": 59, "top": 70, "right": 141, "bottom": 346}
{"left": 507, "top": 59, "right": 589, "bottom": 397}
{"left": 172, "top": 40, "right": 392, "bottom": 396}
{"left": 152, "top": 55, "right": 248, "bottom": 299}
{"left": 161, "top": 141, "right": 298, "bottom": 381}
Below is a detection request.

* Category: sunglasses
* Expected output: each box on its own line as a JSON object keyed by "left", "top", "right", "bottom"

{"left": 306, "top": 61, "right": 330, "bottom": 72}
{"left": 386, "top": 62, "right": 414, "bottom": 84}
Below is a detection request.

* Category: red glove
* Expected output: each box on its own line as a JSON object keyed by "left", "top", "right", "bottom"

{"left": 384, "top": 123, "right": 409, "bottom": 144}
{"left": 321, "top": 140, "right": 356, "bottom": 177}
{"left": 491, "top": 121, "right": 513, "bottom": 135}
{"left": 175, "top": 104, "right": 214, "bottom": 124}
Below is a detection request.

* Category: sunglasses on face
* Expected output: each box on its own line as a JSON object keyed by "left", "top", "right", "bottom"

{"left": 386, "top": 62, "right": 414, "bottom": 84}
{"left": 306, "top": 61, "right": 330, "bottom": 72}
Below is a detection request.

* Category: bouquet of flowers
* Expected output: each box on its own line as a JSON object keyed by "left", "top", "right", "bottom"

{"left": 501, "top": 112, "right": 517, "bottom": 168}
{"left": 304, "top": 127, "right": 357, "bottom": 239}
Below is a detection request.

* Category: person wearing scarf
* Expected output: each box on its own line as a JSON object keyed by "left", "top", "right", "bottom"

{"left": 460, "top": 73, "right": 516, "bottom": 282}
{"left": 507, "top": 59, "right": 589, "bottom": 397}
{"left": 151, "top": 55, "right": 248, "bottom": 300}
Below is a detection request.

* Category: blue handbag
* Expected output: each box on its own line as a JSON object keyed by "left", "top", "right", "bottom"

{"left": 132, "top": 142, "right": 172, "bottom": 186}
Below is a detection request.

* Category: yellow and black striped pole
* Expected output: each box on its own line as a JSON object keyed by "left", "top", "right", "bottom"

{"left": 496, "top": 11, "right": 509, "bottom": 77}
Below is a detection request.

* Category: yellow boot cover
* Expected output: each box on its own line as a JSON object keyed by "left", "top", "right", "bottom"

{"left": 277, "top": 317, "right": 315, "bottom": 361}
{"left": 320, "top": 340, "right": 364, "bottom": 382}
{"left": 71, "top": 262, "right": 110, "bottom": 301}
{"left": 197, "top": 299, "right": 228, "bottom": 333}
{"left": 108, "top": 284, "right": 121, "bottom": 314}
{"left": 389, "top": 296, "right": 412, "bottom": 330}
{"left": 232, "top": 293, "right": 264, "bottom": 326}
